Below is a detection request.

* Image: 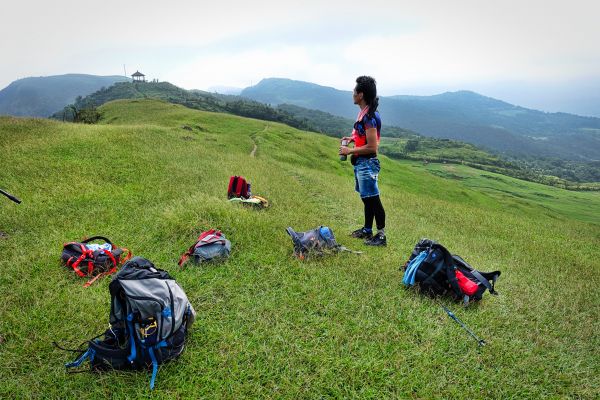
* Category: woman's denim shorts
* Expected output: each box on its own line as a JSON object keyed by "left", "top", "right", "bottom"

{"left": 354, "top": 157, "right": 380, "bottom": 198}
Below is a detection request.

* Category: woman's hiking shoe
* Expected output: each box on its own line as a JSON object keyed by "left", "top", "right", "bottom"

{"left": 350, "top": 227, "right": 372, "bottom": 239}
{"left": 365, "top": 233, "right": 387, "bottom": 246}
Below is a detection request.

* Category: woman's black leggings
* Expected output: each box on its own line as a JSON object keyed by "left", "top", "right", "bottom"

{"left": 362, "top": 195, "right": 385, "bottom": 231}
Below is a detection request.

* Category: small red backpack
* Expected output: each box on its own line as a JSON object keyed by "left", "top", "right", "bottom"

{"left": 227, "top": 176, "right": 250, "bottom": 199}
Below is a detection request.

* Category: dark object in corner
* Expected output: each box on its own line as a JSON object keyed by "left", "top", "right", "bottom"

{"left": 0, "top": 189, "right": 21, "bottom": 204}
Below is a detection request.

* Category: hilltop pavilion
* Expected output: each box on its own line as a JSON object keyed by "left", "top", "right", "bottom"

{"left": 131, "top": 71, "right": 146, "bottom": 83}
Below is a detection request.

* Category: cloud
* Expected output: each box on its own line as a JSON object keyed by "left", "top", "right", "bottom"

{"left": 1, "top": 0, "right": 599, "bottom": 97}
{"left": 165, "top": 46, "right": 346, "bottom": 90}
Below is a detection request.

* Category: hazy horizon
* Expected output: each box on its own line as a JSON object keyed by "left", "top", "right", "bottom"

{"left": 2, "top": 0, "right": 599, "bottom": 116}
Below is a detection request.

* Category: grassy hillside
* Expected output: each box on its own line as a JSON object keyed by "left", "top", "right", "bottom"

{"left": 379, "top": 137, "right": 600, "bottom": 190}
{"left": 56, "top": 81, "right": 599, "bottom": 188}
{"left": 0, "top": 99, "right": 598, "bottom": 398}
{"left": 53, "top": 82, "right": 314, "bottom": 133}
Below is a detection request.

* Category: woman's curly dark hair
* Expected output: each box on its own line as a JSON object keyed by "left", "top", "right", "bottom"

{"left": 355, "top": 76, "right": 378, "bottom": 118}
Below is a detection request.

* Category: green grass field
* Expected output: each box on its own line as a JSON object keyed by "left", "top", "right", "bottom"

{"left": 1, "top": 99, "right": 598, "bottom": 399}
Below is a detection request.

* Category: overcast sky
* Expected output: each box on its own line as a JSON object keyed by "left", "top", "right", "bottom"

{"left": 2, "top": 0, "right": 599, "bottom": 115}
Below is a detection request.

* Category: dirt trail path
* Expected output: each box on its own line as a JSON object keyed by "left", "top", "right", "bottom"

{"left": 250, "top": 125, "right": 269, "bottom": 157}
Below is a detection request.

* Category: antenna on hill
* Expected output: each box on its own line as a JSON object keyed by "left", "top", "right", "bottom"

{"left": 123, "top": 64, "right": 127, "bottom": 78}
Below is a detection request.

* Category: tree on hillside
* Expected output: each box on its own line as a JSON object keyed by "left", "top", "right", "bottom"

{"left": 405, "top": 139, "right": 420, "bottom": 152}
{"left": 59, "top": 104, "right": 101, "bottom": 123}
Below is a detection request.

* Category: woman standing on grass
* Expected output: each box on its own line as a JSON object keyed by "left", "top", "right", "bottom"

{"left": 339, "top": 76, "right": 386, "bottom": 246}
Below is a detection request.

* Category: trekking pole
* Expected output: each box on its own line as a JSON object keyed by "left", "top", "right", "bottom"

{"left": 441, "top": 305, "right": 486, "bottom": 347}
{"left": 0, "top": 189, "right": 21, "bottom": 204}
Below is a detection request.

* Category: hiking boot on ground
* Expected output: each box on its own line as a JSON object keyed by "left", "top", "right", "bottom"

{"left": 350, "top": 227, "right": 372, "bottom": 239}
{"left": 365, "top": 232, "right": 387, "bottom": 246}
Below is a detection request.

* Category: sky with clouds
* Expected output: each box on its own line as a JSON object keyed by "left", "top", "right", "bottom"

{"left": 1, "top": 0, "right": 599, "bottom": 115}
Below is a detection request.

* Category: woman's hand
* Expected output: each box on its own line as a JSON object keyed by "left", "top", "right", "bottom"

{"left": 340, "top": 136, "right": 354, "bottom": 143}
{"left": 339, "top": 146, "right": 351, "bottom": 156}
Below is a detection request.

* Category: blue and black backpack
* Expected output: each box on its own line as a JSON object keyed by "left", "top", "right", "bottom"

{"left": 61, "top": 257, "right": 196, "bottom": 389}
{"left": 402, "top": 239, "right": 501, "bottom": 304}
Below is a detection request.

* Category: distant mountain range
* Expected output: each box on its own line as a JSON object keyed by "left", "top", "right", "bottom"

{"left": 1, "top": 74, "right": 598, "bottom": 183}
{"left": 207, "top": 85, "right": 242, "bottom": 95}
{"left": 241, "top": 78, "right": 600, "bottom": 161}
{"left": 0, "top": 74, "right": 129, "bottom": 117}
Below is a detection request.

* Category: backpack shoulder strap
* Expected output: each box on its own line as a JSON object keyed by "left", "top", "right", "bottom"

{"left": 66, "top": 243, "right": 93, "bottom": 278}
{"left": 228, "top": 177, "right": 238, "bottom": 198}
{"left": 403, "top": 250, "right": 428, "bottom": 286}
{"left": 453, "top": 254, "right": 500, "bottom": 295}
{"left": 432, "top": 244, "right": 462, "bottom": 298}
{"left": 470, "top": 269, "right": 500, "bottom": 294}
{"left": 179, "top": 243, "right": 196, "bottom": 267}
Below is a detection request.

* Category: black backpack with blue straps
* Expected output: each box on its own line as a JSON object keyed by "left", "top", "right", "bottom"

{"left": 402, "top": 239, "right": 501, "bottom": 304}
{"left": 63, "top": 257, "right": 196, "bottom": 389}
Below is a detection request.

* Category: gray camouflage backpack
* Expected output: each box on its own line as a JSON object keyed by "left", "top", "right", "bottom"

{"left": 64, "top": 256, "right": 196, "bottom": 389}
{"left": 178, "top": 229, "right": 231, "bottom": 266}
{"left": 286, "top": 226, "right": 362, "bottom": 259}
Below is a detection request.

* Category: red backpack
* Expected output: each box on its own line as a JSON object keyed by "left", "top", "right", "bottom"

{"left": 228, "top": 176, "right": 249, "bottom": 199}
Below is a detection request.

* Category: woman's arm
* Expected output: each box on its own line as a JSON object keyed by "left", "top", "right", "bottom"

{"left": 340, "top": 128, "right": 378, "bottom": 156}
